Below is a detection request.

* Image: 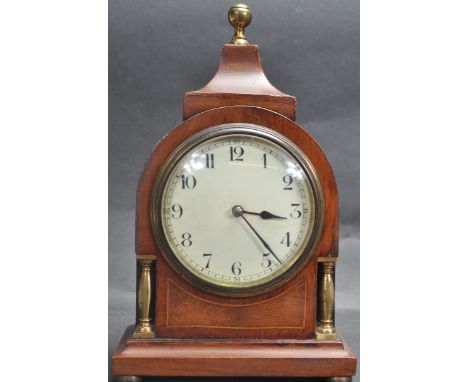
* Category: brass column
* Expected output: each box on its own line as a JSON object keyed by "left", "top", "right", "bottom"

{"left": 132, "top": 259, "right": 155, "bottom": 339}
{"left": 316, "top": 261, "right": 337, "bottom": 340}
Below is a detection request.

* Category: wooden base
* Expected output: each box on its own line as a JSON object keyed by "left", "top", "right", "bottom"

{"left": 112, "top": 326, "right": 356, "bottom": 378}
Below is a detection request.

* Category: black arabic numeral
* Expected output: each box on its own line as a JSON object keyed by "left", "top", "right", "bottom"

{"left": 231, "top": 261, "right": 242, "bottom": 275}
{"left": 181, "top": 232, "right": 192, "bottom": 247}
{"left": 171, "top": 203, "right": 183, "bottom": 219}
{"left": 290, "top": 203, "right": 302, "bottom": 219}
{"left": 203, "top": 253, "right": 213, "bottom": 269}
{"left": 283, "top": 175, "right": 293, "bottom": 190}
{"left": 262, "top": 153, "right": 267, "bottom": 168}
{"left": 261, "top": 253, "right": 272, "bottom": 268}
{"left": 181, "top": 174, "right": 197, "bottom": 189}
{"left": 281, "top": 232, "right": 291, "bottom": 247}
{"left": 205, "top": 153, "right": 214, "bottom": 169}
{"left": 230, "top": 146, "right": 244, "bottom": 161}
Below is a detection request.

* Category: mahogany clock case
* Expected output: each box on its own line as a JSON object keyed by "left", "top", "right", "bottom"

{"left": 109, "top": 0, "right": 359, "bottom": 379}
{"left": 112, "top": 104, "right": 356, "bottom": 377}
{"left": 136, "top": 105, "right": 335, "bottom": 340}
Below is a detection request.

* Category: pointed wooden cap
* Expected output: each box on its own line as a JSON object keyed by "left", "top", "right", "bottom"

{"left": 183, "top": 44, "right": 296, "bottom": 120}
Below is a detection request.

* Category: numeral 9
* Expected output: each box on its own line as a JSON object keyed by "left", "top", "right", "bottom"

{"left": 171, "top": 204, "right": 183, "bottom": 219}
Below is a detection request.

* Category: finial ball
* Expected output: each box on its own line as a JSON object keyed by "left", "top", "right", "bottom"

{"left": 228, "top": 4, "right": 252, "bottom": 45}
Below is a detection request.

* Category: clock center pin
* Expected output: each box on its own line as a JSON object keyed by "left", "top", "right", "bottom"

{"left": 231, "top": 205, "right": 244, "bottom": 217}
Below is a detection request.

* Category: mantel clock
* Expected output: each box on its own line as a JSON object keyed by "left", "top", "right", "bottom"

{"left": 112, "top": 4, "right": 357, "bottom": 381}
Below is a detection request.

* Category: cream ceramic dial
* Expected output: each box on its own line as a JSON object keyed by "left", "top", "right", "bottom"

{"left": 152, "top": 125, "right": 323, "bottom": 295}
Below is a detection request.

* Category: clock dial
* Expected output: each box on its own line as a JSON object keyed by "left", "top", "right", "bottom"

{"left": 153, "top": 125, "right": 323, "bottom": 294}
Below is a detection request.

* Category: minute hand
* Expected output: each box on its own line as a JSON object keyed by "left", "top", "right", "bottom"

{"left": 241, "top": 215, "right": 283, "bottom": 265}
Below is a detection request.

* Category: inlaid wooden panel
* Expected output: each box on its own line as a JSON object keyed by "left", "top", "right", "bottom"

{"left": 166, "top": 279, "right": 307, "bottom": 329}
{"left": 155, "top": 257, "right": 317, "bottom": 339}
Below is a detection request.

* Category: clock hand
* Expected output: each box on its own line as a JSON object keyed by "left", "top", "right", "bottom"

{"left": 240, "top": 216, "right": 283, "bottom": 265}
{"left": 243, "top": 210, "right": 287, "bottom": 220}
{"left": 232, "top": 205, "right": 283, "bottom": 264}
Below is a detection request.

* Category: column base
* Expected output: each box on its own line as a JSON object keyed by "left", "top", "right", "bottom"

{"left": 131, "top": 323, "right": 155, "bottom": 339}
{"left": 316, "top": 325, "right": 337, "bottom": 340}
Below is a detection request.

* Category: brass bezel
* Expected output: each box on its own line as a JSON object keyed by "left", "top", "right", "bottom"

{"left": 151, "top": 124, "right": 324, "bottom": 297}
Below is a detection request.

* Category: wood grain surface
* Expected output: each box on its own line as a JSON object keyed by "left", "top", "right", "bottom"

{"left": 113, "top": 326, "right": 356, "bottom": 377}
{"left": 183, "top": 45, "right": 296, "bottom": 120}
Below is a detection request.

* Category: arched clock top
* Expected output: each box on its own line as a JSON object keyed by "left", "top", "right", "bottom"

{"left": 135, "top": 106, "right": 339, "bottom": 263}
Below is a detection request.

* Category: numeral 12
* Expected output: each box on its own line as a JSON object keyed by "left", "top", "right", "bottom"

{"left": 230, "top": 146, "right": 244, "bottom": 161}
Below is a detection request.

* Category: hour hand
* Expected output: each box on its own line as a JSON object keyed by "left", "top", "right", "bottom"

{"left": 244, "top": 210, "right": 287, "bottom": 220}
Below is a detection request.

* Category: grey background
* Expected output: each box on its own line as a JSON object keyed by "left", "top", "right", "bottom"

{"left": 109, "top": 0, "right": 359, "bottom": 380}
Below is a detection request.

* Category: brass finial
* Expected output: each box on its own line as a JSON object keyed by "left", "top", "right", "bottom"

{"left": 228, "top": 4, "right": 252, "bottom": 45}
